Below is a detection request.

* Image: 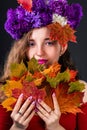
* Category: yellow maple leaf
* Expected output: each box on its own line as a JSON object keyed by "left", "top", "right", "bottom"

{"left": 1, "top": 97, "right": 17, "bottom": 111}
{"left": 43, "top": 62, "right": 61, "bottom": 76}
{"left": 34, "top": 78, "right": 44, "bottom": 86}
{"left": 4, "top": 80, "right": 23, "bottom": 97}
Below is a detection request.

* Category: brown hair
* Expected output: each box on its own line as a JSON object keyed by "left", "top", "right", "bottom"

{"left": 0, "top": 32, "right": 32, "bottom": 81}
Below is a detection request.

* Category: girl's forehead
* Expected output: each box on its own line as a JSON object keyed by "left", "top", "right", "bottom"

{"left": 30, "top": 27, "right": 50, "bottom": 40}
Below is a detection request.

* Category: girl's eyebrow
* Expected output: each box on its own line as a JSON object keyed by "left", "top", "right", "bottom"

{"left": 29, "top": 39, "right": 34, "bottom": 41}
{"left": 44, "top": 38, "right": 50, "bottom": 41}
{"left": 29, "top": 38, "right": 50, "bottom": 41}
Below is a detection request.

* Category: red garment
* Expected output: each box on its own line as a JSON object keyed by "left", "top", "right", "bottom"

{"left": 0, "top": 103, "right": 87, "bottom": 130}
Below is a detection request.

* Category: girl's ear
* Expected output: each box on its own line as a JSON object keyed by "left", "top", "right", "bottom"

{"left": 60, "top": 44, "right": 68, "bottom": 56}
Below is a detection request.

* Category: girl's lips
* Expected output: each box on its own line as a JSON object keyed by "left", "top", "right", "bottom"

{"left": 38, "top": 59, "right": 48, "bottom": 64}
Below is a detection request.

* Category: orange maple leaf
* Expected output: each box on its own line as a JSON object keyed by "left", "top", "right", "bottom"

{"left": 33, "top": 71, "right": 45, "bottom": 79}
{"left": 69, "top": 69, "right": 78, "bottom": 81}
{"left": 44, "top": 83, "right": 83, "bottom": 115}
{"left": 48, "top": 23, "right": 76, "bottom": 46}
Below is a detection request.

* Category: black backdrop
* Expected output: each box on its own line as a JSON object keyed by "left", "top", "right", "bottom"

{"left": 0, "top": 0, "right": 87, "bottom": 81}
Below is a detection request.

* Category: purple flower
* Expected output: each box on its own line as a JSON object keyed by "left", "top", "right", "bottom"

{"left": 31, "top": 12, "right": 42, "bottom": 28}
{"left": 49, "top": 0, "right": 68, "bottom": 15}
{"left": 32, "top": 0, "right": 46, "bottom": 11}
{"left": 16, "top": 6, "right": 25, "bottom": 20}
{"left": 4, "top": 6, "right": 32, "bottom": 39}
{"left": 40, "top": 12, "right": 52, "bottom": 26}
{"left": 64, "top": 4, "right": 83, "bottom": 28}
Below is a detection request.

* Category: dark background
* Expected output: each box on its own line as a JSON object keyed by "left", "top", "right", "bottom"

{"left": 0, "top": 0, "right": 87, "bottom": 81}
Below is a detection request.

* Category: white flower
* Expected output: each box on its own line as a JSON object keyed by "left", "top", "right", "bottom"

{"left": 52, "top": 13, "right": 68, "bottom": 26}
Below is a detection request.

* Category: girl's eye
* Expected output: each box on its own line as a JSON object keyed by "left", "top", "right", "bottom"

{"left": 45, "top": 41, "right": 56, "bottom": 46}
{"left": 27, "top": 42, "right": 35, "bottom": 47}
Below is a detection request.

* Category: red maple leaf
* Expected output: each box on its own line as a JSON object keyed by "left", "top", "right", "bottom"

{"left": 12, "top": 81, "right": 46, "bottom": 102}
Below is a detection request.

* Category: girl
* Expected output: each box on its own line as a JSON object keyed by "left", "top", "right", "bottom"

{"left": 0, "top": 0, "right": 87, "bottom": 130}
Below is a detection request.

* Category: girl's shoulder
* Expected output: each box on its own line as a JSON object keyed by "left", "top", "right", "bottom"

{"left": 80, "top": 80, "right": 87, "bottom": 103}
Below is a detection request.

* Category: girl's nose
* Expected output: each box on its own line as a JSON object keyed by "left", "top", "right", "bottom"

{"left": 36, "top": 46, "right": 44, "bottom": 56}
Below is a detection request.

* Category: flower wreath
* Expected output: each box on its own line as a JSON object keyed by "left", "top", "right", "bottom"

{"left": 4, "top": 0, "right": 83, "bottom": 47}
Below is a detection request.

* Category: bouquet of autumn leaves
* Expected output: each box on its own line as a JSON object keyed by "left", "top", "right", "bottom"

{"left": 0, "top": 58, "right": 85, "bottom": 114}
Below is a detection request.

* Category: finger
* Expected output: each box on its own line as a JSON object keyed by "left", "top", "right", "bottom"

{"left": 37, "top": 110, "right": 47, "bottom": 122}
{"left": 18, "top": 96, "right": 32, "bottom": 115}
{"left": 23, "top": 110, "right": 35, "bottom": 127}
{"left": 20, "top": 101, "right": 35, "bottom": 122}
{"left": 12, "top": 93, "right": 24, "bottom": 115}
{"left": 11, "top": 98, "right": 35, "bottom": 123}
{"left": 37, "top": 103, "right": 49, "bottom": 118}
{"left": 38, "top": 99, "right": 51, "bottom": 113}
{"left": 14, "top": 110, "right": 35, "bottom": 130}
{"left": 52, "top": 93, "right": 61, "bottom": 115}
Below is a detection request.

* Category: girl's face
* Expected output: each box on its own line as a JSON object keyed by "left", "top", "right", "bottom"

{"left": 26, "top": 27, "right": 66, "bottom": 67}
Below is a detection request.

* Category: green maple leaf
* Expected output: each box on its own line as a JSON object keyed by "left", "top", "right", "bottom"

{"left": 56, "top": 70, "right": 70, "bottom": 82}
{"left": 27, "top": 58, "right": 44, "bottom": 73}
{"left": 46, "top": 70, "right": 70, "bottom": 88}
{"left": 46, "top": 76, "right": 59, "bottom": 88}
{"left": 25, "top": 75, "right": 33, "bottom": 82}
{"left": 68, "top": 81, "right": 85, "bottom": 93}
{"left": 10, "top": 62, "right": 27, "bottom": 78}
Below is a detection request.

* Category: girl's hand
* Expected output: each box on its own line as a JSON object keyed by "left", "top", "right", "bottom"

{"left": 10, "top": 94, "right": 35, "bottom": 130}
{"left": 36, "top": 93, "right": 65, "bottom": 130}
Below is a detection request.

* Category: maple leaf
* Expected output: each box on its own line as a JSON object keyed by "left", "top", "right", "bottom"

{"left": 27, "top": 85, "right": 46, "bottom": 102}
{"left": 12, "top": 81, "right": 46, "bottom": 102}
{"left": 44, "top": 83, "right": 84, "bottom": 114}
{"left": 48, "top": 23, "right": 76, "bottom": 46}
{"left": 68, "top": 81, "right": 85, "bottom": 93}
{"left": 25, "top": 72, "right": 33, "bottom": 82}
{"left": 1, "top": 97, "right": 17, "bottom": 111}
{"left": 62, "top": 24, "right": 76, "bottom": 44}
{"left": 17, "top": 0, "right": 32, "bottom": 12}
{"left": 46, "top": 70, "right": 70, "bottom": 88}
{"left": 27, "top": 58, "right": 44, "bottom": 74}
{"left": 55, "top": 83, "right": 83, "bottom": 114}
{"left": 3, "top": 80, "right": 23, "bottom": 97}
{"left": 43, "top": 62, "right": 61, "bottom": 77}
{"left": 10, "top": 62, "right": 27, "bottom": 78}
{"left": 34, "top": 78, "right": 45, "bottom": 86}
{"left": 68, "top": 69, "right": 78, "bottom": 81}
{"left": 33, "top": 71, "right": 45, "bottom": 79}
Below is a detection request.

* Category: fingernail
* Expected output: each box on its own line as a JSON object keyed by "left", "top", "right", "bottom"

{"left": 38, "top": 99, "right": 42, "bottom": 103}
{"left": 52, "top": 93, "right": 55, "bottom": 96}
{"left": 32, "top": 101, "right": 36, "bottom": 105}
{"left": 19, "top": 93, "right": 23, "bottom": 98}
{"left": 28, "top": 96, "right": 32, "bottom": 100}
